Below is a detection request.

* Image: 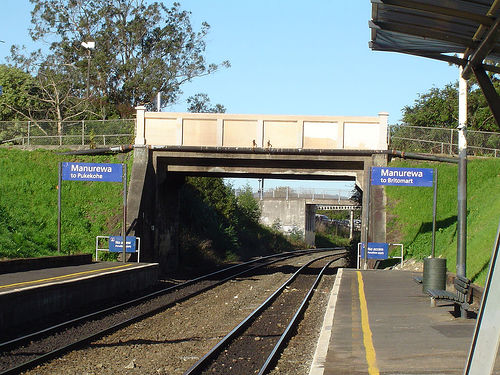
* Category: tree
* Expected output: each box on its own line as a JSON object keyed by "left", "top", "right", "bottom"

{"left": 402, "top": 83, "right": 458, "bottom": 128}
{"left": 236, "top": 184, "right": 261, "bottom": 224}
{"left": 4, "top": 49, "right": 89, "bottom": 134}
{"left": 20, "top": 0, "right": 229, "bottom": 118}
{"left": 33, "top": 55, "right": 89, "bottom": 132}
{"left": 187, "top": 93, "right": 226, "bottom": 113}
{"left": 0, "top": 64, "right": 39, "bottom": 121}
{"left": 402, "top": 79, "right": 500, "bottom": 132}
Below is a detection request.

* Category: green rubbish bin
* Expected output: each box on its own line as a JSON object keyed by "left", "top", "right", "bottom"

{"left": 422, "top": 257, "right": 447, "bottom": 293}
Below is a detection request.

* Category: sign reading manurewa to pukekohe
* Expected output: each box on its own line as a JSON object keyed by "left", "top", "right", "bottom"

{"left": 61, "top": 162, "right": 123, "bottom": 182}
{"left": 371, "top": 167, "right": 434, "bottom": 187}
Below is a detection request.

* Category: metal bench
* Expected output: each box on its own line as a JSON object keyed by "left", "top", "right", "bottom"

{"left": 427, "top": 275, "right": 472, "bottom": 315}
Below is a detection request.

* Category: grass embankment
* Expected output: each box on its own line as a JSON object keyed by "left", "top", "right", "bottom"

{"left": 0, "top": 148, "right": 131, "bottom": 258}
{"left": 0, "top": 149, "right": 302, "bottom": 265}
{"left": 386, "top": 158, "right": 500, "bottom": 285}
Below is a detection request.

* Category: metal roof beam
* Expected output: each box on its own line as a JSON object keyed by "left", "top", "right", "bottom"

{"left": 472, "top": 65, "right": 500, "bottom": 126}
{"left": 372, "top": 0, "right": 494, "bottom": 26}
{"left": 462, "top": 0, "right": 500, "bottom": 61}
{"left": 408, "top": 52, "right": 465, "bottom": 65}
{"left": 462, "top": 16, "right": 500, "bottom": 78}
{"left": 369, "top": 44, "right": 500, "bottom": 74}
{"left": 370, "top": 20, "right": 476, "bottom": 48}
{"left": 369, "top": 43, "right": 465, "bottom": 64}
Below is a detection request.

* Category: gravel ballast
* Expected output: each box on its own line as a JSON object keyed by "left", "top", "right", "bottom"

{"left": 21, "top": 254, "right": 344, "bottom": 375}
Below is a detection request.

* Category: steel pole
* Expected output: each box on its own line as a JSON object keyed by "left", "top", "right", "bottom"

{"left": 363, "top": 168, "right": 372, "bottom": 270}
{"left": 122, "top": 163, "right": 127, "bottom": 263}
{"left": 457, "top": 64, "right": 468, "bottom": 279}
{"left": 457, "top": 148, "right": 467, "bottom": 277}
{"left": 57, "top": 162, "right": 62, "bottom": 254}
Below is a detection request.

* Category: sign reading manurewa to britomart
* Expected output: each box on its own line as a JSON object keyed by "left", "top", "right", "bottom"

{"left": 371, "top": 167, "right": 434, "bottom": 187}
{"left": 62, "top": 162, "right": 123, "bottom": 182}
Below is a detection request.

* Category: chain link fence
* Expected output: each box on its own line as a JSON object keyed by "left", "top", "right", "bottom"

{"left": 0, "top": 119, "right": 135, "bottom": 147}
{"left": 1, "top": 119, "right": 499, "bottom": 157}
{"left": 250, "top": 188, "right": 350, "bottom": 201}
{"left": 389, "top": 125, "right": 500, "bottom": 157}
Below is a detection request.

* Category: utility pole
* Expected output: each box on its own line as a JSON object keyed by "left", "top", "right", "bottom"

{"left": 81, "top": 41, "right": 95, "bottom": 99}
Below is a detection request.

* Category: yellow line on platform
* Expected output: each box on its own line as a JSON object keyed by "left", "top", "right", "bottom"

{"left": 0, "top": 263, "right": 133, "bottom": 289}
{"left": 357, "top": 271, "right": 380, "bottom": 375}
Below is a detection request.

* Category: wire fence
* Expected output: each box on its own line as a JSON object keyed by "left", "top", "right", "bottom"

{"left": 0, "top": 119, "right": 135, "bottom": 147}
{"left": 1, "top": 119, "right": 498, "bottom": 157}
{"left": 249, "top": 188, "right": 351, "bottom": 201}
{"left": 389, "top": 125, "right": 500, "bottom": 157}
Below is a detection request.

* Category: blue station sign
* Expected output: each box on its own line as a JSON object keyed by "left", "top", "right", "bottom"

{"left": 62, "top": 162, "right": 123, "bottom": 182}
{"left": 361, "top": 242, "right": 389, "bottom": 259}
{"left": 109, "top": 236, "right": 137, "bottom": 253}
{"left": 371, "top": 167, "right": 434, "bottom": 187}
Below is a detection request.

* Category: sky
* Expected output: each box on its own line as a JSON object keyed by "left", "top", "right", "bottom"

{"left": 0, "top": 1, "right": 461, "bottom": 194}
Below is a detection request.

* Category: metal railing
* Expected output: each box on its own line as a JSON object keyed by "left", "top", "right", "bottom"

{"left": 1, "top": 119, "right": 499, "bottom": 158}
{"left": 389, "top": 125, "right": 500, "bottom": 157}
{"left": 245, "top": 188, "right": 351, "bottom": 201}
{"left": 0, "top": 119, "right": 135, "bottom": 147}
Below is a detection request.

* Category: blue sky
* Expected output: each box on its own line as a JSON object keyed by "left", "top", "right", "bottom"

{"left": 0, "top": 1, "right": 461, "bottom": 193}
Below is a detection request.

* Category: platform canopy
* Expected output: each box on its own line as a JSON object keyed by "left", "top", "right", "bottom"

{"left": 370, "top": 0, "right": 500, "bottom": 125}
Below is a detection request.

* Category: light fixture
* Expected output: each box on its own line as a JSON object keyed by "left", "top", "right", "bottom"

{"left": 81, "top": 41, "right": 95, "bottom": 49}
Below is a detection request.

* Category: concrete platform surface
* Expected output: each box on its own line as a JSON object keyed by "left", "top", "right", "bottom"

{"left": 0, "top": 261, "right": 148, "bottom": 293}
{"left": 311, "top": 268, "right": 500, "bottom": 375}
{"left": 0, "top": 261, "right": 159, "bottom": 335}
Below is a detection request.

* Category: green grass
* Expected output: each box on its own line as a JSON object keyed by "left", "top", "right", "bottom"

{"left": 2, "top": 149, "right": 497, "bottom": 283}
{"left": 0, "top": 148, "right": 132, "bottom": 258}
{"left": 385, "top": 157, "right": 500, "bottom": 285}
{"left": 0, "top": 149, "right": 297, "bottom": 265}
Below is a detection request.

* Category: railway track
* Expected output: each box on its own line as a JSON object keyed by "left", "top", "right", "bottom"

{"left": 184, "top": 252, "right": 344, "bottom": 375}
{"left": 0, "top": 248, "right": 342, "bottom": 375}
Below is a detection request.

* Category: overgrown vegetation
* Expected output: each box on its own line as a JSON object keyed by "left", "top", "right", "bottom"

{"left": 385, "top": 157, "right": 500, "bottom": 285}
{"left": 178, "top": 180, "right": 303, "bottom": 268}
{"left": 402, "top": 81, "right": 500, "bottom": 132}
{"left": 0, "top": 148, "right": 131, "bottom": 258}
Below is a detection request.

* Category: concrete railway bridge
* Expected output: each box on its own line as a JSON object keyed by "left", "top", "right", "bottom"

{"left": 259, "top": 196, "right": 361, "bottom": 245}
{"left": 127, "top": 108, "right": 389, "bottom": 271}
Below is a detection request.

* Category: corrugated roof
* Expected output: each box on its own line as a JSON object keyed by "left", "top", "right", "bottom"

{"left": 370, "top": 0, "right": 500, "bottom": 76}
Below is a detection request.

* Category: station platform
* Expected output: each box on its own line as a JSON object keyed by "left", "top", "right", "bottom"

{"left": 0, "top": 258, "right": 159, "bottom": 337}
{"left": 311, "top": 268, "right": 499, "bottom": 375}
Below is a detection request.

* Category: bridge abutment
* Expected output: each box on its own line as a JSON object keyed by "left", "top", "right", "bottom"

{"left": 154, "top": 158, "right": 183, "bottom": 273}
{"left": 128, "top": 148, "right": 183, "bottom": 272}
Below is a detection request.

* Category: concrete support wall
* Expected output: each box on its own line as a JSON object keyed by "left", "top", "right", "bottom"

{"left": 127, "top": 147, "right": 156, "bottom": 262}
{"left": 370, "top": 154, "right": 387, "bottom": 243}
{"left": 259, "top": 199, "right": 316, "bottom": 246}
{"left": 358, "top": 154, "right": 387, "bottom": 268}
{"left": 305, "top": 204, "right": 316, "bottom": 246}
{"left": 153, "top": 158, "right": 183, "bottom": 273}
{"left": 127, "top": 148, "right": 183, "bottom": 272}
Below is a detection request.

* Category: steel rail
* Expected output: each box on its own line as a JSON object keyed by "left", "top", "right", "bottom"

{"left": 0, "top": 249, "right": 336, "bottom": 375}
{"left": 258, "top": 258, "right": 336, "bottom": 375}
{"left": 0, "top": 248, "right": 323, "bottom": 351}
{"left": 183, "top": 251, "right": 345, "bottom": 375}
